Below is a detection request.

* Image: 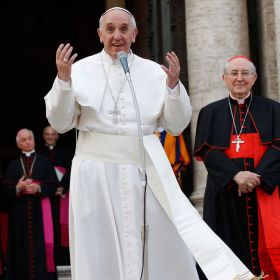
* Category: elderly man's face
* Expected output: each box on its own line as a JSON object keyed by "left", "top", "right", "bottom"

{"left": 223, "top": 58, "right": 257, "bottom": 99}
{"left": 97, "top": 10, "right": 138, "bottom": 59}
{"left": 17, "top": 131, "right": 35, "bottom": 152}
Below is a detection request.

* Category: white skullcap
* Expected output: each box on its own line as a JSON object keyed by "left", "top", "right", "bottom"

{"left": 101, "top": 7, "right": 134, "bottom": 18}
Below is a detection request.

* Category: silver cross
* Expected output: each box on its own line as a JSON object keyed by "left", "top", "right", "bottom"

{"left": 232, "top": 137, "right": 244, "bottom": 152}
{"left": 108, "top": 104, "right": 121, "bottom": 125}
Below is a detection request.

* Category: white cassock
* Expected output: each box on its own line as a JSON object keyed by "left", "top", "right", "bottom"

{"left": 45, "top": 49, "right": 255, "bottom": 280}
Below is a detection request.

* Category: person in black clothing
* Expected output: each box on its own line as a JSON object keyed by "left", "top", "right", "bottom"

{"left": 37, "top": 125, "right": 72, "bottom": 266}
{"left": 0, "top": 161, "right": 7, "bottom": 280}
{"left": 2, "top": 128, "right": 57, "bottom": 280}
{"left": 194, "top": 56, "right": 280, "bottom": 279}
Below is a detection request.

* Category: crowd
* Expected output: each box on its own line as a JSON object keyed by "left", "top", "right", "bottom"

{"left": 0, "top": 126, "right": 72, "bottom": 280}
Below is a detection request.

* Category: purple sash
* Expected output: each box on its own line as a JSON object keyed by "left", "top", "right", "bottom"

{"left": 60, "top": 192, "right": 69, "bottom": 247}
{"left": 54, "top": 166, "right": 69, "bottom": 247}
{"left": 41, "top": 198, "right": 55, "bottom": 272}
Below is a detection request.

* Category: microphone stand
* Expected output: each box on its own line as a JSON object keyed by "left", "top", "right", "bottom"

{"left": 124, "top": 71, "right": 149, "bottom": 280}
{"left": 125, "top": 72, "right": 146, "bottom": 182}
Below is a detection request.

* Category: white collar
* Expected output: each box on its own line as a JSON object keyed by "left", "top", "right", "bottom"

{"left": 101, "top": 48, "right": 134, "bottom": 66}
{"left": 22, "top": 149, "right": 35, "bottom": 157}
{"left": 45, "top": 143, "right": 55, "bottom": 150}
{"left": 229, "top": 92, "right": 251, "bottom": 104}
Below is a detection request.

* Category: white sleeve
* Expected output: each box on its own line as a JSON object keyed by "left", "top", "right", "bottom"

{"left": 44, "top": 76, "right": 80, "bottom": 133}
{"left": 159, "top": 81, "right": 192, "bottom": 135}
{"left": 58, "top": 78, "right": 71, "bottom": 90}
{"left": 167, "top": 83, "right": 179, "bottom": 97}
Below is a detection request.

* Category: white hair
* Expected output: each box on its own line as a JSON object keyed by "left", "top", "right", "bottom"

{"left": 224, "top": 59, "right": 257, "bottom": 74}
{"left": 99, "top": 7, "right": 137, "bottom": 29}
{"left": 16, "top": 128, "right": 34, "bottom": 143}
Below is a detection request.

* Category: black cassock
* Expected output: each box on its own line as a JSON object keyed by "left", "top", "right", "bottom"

{"left": 2, "top": 152, "right": 57, "bottom": 280}
{"left": 0, "top": 162, "right": 7, "bottom": 280}
{"left": 37, "top": 145, "right": 72, "bottom": 266}
{"left": 194, "top": 95, "right": 280, "bottom": 278}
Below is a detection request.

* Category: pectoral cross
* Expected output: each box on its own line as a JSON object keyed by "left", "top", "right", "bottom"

{"left": 232, "top": 137, "right": 244, "bottom": 152}
{"left": 108, "top": 104, "right": 121, "bottom": 125}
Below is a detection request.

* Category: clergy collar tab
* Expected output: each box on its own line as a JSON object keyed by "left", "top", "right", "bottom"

{"left": 45, "top": 143, "right": 55, "bottom": 150}
{"left": 22, "top": 149, "right": 35, "bottom": 157}
{"left": 229, "top": 92, "right": 251, "bottom": 104}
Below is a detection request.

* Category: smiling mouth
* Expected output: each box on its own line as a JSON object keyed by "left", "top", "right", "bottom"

{"left": 112, "top": 44, "right": 123, "bottom": 47}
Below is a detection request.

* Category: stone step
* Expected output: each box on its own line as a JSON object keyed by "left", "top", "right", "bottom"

{"left": 57, "top": 265, "right": 71, "bottom": 280}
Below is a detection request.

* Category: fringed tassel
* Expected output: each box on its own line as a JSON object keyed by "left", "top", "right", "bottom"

{"left": 250, "top": 272, "right": 269, "bottom": 279}
{"left": 233, "top": 271, "right": 268, "bottom": 280}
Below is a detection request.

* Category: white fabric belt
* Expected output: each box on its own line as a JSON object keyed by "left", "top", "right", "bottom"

{"left": 75, "top": 131, "right": 152, "bottom": 165}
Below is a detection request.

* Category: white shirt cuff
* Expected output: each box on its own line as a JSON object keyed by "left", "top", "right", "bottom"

{"left": 58, "top": 77, "right": 71, "bottom": 90}
{"left": 167, "top": 83, "right": 179, "bottom": 96}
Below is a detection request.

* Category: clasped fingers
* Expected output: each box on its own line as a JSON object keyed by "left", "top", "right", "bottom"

{"left": 238, "top": 183, "right": 254, "bottom": 197}
{"left": 233, "top": 171, "right": 261, "bottom": 186}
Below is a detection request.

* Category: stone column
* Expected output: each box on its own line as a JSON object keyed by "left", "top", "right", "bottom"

{"left": 257, "top": 0, "right": 280, "bottom": 101}
{"left": 185, "top": 0, "right": 250, "bottom": 214}
{"left": 274, "top": 0, "right": 280, "bottom": 100}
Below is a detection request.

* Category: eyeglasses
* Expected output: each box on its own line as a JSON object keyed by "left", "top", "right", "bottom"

{"left": 225, "top": 71, "right": 254, "bottom": 79}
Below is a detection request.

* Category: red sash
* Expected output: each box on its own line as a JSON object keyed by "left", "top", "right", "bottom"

{"left": 224, "top": 133, "right": 280, "bottom": 279}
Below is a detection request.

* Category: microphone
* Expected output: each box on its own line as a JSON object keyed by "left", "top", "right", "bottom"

{"left": 117, "top": 51, "right": 130, "bottom": 74}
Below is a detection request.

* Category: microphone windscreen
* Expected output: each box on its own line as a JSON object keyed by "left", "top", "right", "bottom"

{"left": 117, "top": 51, "right": 127, "bottom": 60}
{"left": 117, "top": 51, "right": 130, "bottom": 74}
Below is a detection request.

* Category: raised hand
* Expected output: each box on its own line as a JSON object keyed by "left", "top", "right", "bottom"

{"left": 161, "top": 51, "right": 180, "bottom": 89}
{"left": 56, "top": 43, "right": 78, "bottom": 82}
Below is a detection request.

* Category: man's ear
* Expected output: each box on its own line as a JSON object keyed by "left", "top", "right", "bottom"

{"left": 132, "top": 28, "right": 138, "bottom": 43}
{"left": 97, "top": 28, "right": 103, "bottom": 43}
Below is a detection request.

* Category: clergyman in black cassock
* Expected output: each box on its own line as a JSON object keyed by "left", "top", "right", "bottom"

{"left": 0, "top": 161, "right": 7, "bottom": 280}
{"left": 38, "top": 125, "right": 72, "bottom": 266}
{"left": 194, "top": 56, "right": 280, "bottom": 279}
{"left": 2, "top": 129, "right": 57, "bottom": 280}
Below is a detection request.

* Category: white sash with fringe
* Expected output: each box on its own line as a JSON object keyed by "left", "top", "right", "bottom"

{"left": 74, "top": 131, "right": 255, "bottom": 280}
